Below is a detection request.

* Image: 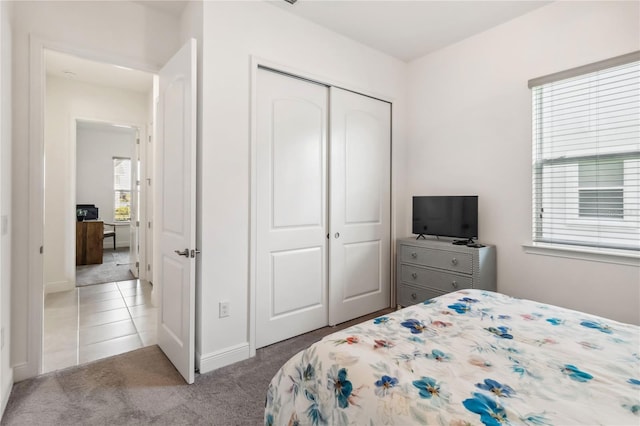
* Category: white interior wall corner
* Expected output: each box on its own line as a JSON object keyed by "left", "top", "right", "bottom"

{"left": 405, "top": 0, "right": 640, "bottom": 325}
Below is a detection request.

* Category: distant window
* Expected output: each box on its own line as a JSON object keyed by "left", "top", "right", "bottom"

{"left": 530, "top": 55, "right": 640, "bottom": 252}
{"left": 113, "top": 157, "right": 131, "bottom": 222}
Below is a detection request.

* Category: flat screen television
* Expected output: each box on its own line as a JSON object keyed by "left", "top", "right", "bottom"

{"left": 412, "top": 196, "right": 478, "bottom": 242}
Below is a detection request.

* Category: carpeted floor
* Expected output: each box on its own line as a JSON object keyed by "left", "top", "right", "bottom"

{"left": 76, "top": 248, "right": 135, "bottom": 287}
{"left": 1, "top": 308, "right": 393, "bottom": 425}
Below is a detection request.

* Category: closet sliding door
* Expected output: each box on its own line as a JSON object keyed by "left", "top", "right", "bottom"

{"left": 255, "top": 68, "right": 391, "bottom": 348}
{"left": 255, "top": 69, "right": 329, "bottom": 348}
{"left": 329, "top": 88, "right": 391, "bottom": 325}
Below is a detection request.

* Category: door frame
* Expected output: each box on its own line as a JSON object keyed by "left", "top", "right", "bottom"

{"left": 248, "top": 56, "right": 397, "bottom": 357}
{"left": 21, "top": 35, "right": 159, "bottom": 380}
{"left": 68, "top": 117, "right": 144, "bottom": 291}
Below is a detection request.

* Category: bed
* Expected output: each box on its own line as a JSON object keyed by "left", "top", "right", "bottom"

{"left": 264, "top": 289, "right": 640, "bottom": 425}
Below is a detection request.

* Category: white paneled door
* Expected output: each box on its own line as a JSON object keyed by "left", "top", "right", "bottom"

{"left": 255, "top": 68, "right": 391, "bottom": 348}
{"left": 156, "top": 39, "right": 197, "bottom": 384}
{"left": 329, "top": 88, "right": 391, "bottom": 325}
{"left": 255, "top": 69, "right": 329, "bottom": 348}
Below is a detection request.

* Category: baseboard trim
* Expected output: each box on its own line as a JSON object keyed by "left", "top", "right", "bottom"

{"left": 196, "top": 343, "right": 250, "bottom": 375}
{"left": 45, "top": 280, "right": 74, "bottom": 294}
{"left": 1, "top": 367, "right": 13, "bottom": 418}
{"left": 11, "top": 361, "right": 33, "bottom": 383}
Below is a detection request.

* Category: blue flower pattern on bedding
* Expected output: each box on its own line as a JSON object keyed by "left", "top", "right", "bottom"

{"left": 400, "top": 319, "right": 427, "bottom": 334}
{"left": 476, "top": 378, "right": 515, "bottom": 397}
{"left": 412, "top": 376, "right": 442, "bottom": 399}
{"left": 374, "top": 375, "right": 398, "bottom": 397}
{"left": 463, "top": 392, "right": 508, "bottom": 426}
{"left": 265, "top": 290, "right": 640, "bottom": 425}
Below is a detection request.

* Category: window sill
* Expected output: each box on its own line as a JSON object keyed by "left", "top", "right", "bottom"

{"left": 522, "top": 243, "right": 640, "bottom": 267}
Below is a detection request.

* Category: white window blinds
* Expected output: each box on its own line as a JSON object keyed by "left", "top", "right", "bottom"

{"left": 113, "top": 157, "right": 131, "bottom": 191}
{"left": 530, "top": 53, "right": 640, "bottom": 252}
{"left": 113, "top": 157, "right": 132, "bottom": 222}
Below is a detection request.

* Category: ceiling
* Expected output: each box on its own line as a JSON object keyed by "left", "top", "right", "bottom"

{"left": 44, "top": 1, "right": 553, "bottom": 92}
{"left": 268, "top": 0, "right": 552, "bottom": 62}
{"left": 45, "top": 49, "right": 154, "bottom": 93}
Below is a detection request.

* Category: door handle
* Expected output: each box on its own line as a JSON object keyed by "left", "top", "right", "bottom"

{"left": 175, "top": 248, "right": 189, "bottom": 257}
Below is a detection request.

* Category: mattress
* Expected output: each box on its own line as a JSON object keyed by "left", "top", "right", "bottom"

{"left": 265, "top": 289, "right": 640, "bottom": 425}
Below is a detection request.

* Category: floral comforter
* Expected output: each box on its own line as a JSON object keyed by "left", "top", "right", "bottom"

{"left": 264, "top": 289, "right": 640, "bottom": 425}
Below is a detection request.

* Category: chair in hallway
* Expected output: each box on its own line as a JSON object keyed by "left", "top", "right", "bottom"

{"left": 104, "top": 223, "right": 116, "bottom": 250}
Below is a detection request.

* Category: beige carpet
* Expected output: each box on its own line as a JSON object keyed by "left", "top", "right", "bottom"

{"left": 1, "top": 308, "right": 393, "bottom": 425}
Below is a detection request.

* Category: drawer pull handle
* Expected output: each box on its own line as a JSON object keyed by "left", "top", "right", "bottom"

{"left": 411, "top": 252, "right": 417, "bottom": 259}
{"left": 411, "top": 293, "right": 417, "bottom": 300}
{"left": 451, "top": 281, "right": 459, "bottom": 289}
{"left": 411, "top": 272, "right": 418, "bottom": 279}
{"left": 451, "top": 258, "right": 458, "bottom": 265}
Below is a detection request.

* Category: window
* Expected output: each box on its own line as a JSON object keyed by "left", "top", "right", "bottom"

{"left": 530, "top": 52, "right": 640, "bottom": 252}
{"left": 113, "top": 157, "right": 131, "bottom": 222}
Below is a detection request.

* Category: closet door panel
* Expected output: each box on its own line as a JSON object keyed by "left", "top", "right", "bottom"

{"left": 271, "top": 247, "right": 324, "bottom": 316}
{"left": 329, "top": 88, "right": 391, "bottom": 325}
{"left": 345, "top": 111, "right": 384, "bottom": 224}
{"left": 255, "top": 69, "right": 329, "bottom": 348}
{"left": 272, "top": 99, "right": 323, "bottom": 228}
{"left": 343, "top": 240, "right": 382, "bottom": 299}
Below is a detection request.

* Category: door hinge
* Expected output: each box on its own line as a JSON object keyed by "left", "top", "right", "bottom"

{"left": 40, "top": 246, "right": 43, "bottom": 254}
{"left": 136, "top": 138, "right": 140, "bottom": 145}
{"left": 147, "top": 264, "right": 151, "bottom": 271}
{"left": 136, "top": 221, "right": 140, "bottom": 227}
{"left": 190, "top": 249, "right": 201, "bottom": 258}
{"left": 146, "top": 178, "right": 152, "bottom": 186}
{"left": 148, "top": 221, "right": 152, "bottom": 229}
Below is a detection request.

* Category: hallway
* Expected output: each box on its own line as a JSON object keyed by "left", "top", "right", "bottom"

{"left": 43, "top": 279, "right": 156, "bottom": 373}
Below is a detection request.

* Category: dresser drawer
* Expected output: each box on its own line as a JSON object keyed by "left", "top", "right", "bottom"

{"left": 397, "top": 283, "right": 445, "bottom": 307}
{"left": 400, "top": 264, "right": 472, "bottom": 293}
{"left": 400, "top": 244, "right": 472, "bottom": 274}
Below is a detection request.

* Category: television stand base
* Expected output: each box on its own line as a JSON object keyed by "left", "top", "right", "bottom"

{"left": 416, "top": 234, "right": 426, "bottom": 240}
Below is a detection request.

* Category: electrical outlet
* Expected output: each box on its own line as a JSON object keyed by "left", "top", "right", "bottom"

{"left": 219, "top": 301, "right": 230, "bottom": 318}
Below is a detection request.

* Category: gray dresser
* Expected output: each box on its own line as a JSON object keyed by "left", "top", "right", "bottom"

{"left": 396, "top": 237, "right": 496, "bottom": 307}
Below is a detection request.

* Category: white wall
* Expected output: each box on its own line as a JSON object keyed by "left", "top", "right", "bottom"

{"left": 194, "top": 1, "right": 408, "bottom": 373}
{"left": 12, "top": 0, "right": 180, "bottom": 380}
{"left": 0, "top": 0, "right": 12, "bottom": 413}
{"left": 406, "top": 1, "right": 640, "bottom": 324}
{"left": 44, "top": 75, "right": 149, "bottom": 294}
{"left": 76, "top": 123, "right": 136, "bottom": 247}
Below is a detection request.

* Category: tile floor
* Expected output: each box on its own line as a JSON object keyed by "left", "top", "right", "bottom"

{"left": 43, "top": 279, "right": 157, "bottom": 373}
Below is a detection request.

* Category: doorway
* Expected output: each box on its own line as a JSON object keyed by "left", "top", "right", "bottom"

{"left": 41, "top": 48, "right": 157, "bottom": 373}
{"left": 74, "top": 120, "right": 137, "bottom": 287}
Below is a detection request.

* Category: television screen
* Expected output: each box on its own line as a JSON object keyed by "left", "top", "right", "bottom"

{"left": 412, "top": 196, "right": 478, "bottom": 240}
